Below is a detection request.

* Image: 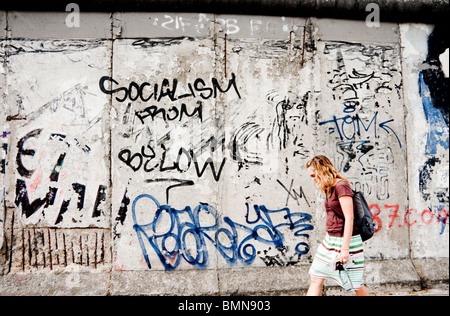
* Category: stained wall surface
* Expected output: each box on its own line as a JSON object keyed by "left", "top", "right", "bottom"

{"left": 0, "top": 12, "right": 448, "bottom": 295}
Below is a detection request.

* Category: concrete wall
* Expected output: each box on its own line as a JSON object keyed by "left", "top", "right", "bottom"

{"left": 0, "top": 11, "right": 448, "bottom": 295}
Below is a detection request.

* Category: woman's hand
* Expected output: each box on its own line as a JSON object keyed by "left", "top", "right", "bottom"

{"left": 340, "top": 248, "right": 350, "bottom": 264}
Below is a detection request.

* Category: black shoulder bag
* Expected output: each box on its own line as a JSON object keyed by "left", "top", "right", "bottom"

{"left": 352, "top": 190, "right": 375, "bottom": 242}
{"left": 329, "top": 190, "right": 375, "bottom": 242}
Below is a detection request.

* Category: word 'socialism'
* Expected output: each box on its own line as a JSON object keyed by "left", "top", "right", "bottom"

{"left": 99, "top": 73, "right": 241, "bottom": 103}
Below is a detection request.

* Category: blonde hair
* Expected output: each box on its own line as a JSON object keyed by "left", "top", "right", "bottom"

{"left": 306, "top": 155, "right": 350, "bottom": 195}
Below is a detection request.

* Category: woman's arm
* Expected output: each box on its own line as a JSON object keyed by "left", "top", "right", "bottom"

{"left": 338, "top": 195, "right": 354, "bottom": 264}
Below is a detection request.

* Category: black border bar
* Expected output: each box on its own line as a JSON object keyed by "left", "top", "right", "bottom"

{"left": 0, "top": 0, "right": 449, "bottom": 23}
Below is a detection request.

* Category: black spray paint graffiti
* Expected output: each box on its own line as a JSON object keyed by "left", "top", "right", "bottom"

{"left": 266, "top": 90, "right": 310, "bottom": 151}
{"left": 135, "top": 101, "right": 203, "bottom": 123}
{"left": 119, "top": 90, "right": 313, "bottom": 186}
{"left": 118, "top": 143, "right": 226, "bottom": 203}
{"left": 324, "top": 43, "right": 402, "bottom": 100}
{"left": 118, "top": 144, "right": 227, "bottom": 180}
{"left": 11, "top": 85, "right": 88, "bottom": 128}
{"left": 277, "top": 179, "right": 310, "bottom": 208}
{"left": 0, "top": 40, "right": 106, "bottom": 59}
{"left": 14, "top": 129, "right": 107, "bottom": 224}
{"left": 16, "top": 130, "right": 91, "bottom": 178}
{"left": 99, "top": 73, "right": 241, "bottom": 104}
{"left": 1, "top": 136, "right": 8, "bottom": 175}
{"left": 0, "top": 132, "right": 8, "bottom": 235}
{"left": 260, "top": 246, "right": 303, "bottom": 267}
{"left": 229, "top": 90, "right": 312, "bottom": 171}
{"left": 420, "top": 24, "right": 449, "bottom": 129}
{"left": 102, "top": 74, "right": 241, "bottom": 202}
{"left": 230, "top": 122, "right": 265, "bottom": 168}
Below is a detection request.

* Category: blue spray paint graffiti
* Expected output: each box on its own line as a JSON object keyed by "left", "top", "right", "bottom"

{"left": 132, "top": 194, "right": 314, "bottom": 270}
{"left": 419, "top": 72, "right": 449, "bottom": 155}
{"left": 319, "top": 112, "right": 402, "bottom": 149}
{"left": 417, "top": 24, "right": 449, "bottom": 209}
{"left": 318, "top": 111, "right": 401, "bottom": 173}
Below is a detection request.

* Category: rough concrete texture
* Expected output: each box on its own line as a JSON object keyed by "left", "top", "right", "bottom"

{"left": 0, "top": 12, "right": 448, "bottom": 296}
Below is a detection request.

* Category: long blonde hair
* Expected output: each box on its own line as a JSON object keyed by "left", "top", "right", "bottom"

{"left": 306, "top": 155, "right": 350, "bottom": 195}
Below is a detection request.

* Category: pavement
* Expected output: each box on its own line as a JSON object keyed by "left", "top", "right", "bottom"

{"left": 370, "top": 288, "right": 449, "bottom": 296}
{"left": 321, "top": 284, "right": 449, "bottom": 296}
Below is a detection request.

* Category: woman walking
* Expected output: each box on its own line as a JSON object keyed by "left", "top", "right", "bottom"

{"left": 306, "top": 155, "right": 369, "bottom": 296}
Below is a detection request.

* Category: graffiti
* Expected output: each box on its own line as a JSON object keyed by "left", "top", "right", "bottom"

{"left": 135, "top": 101, "right": 203, "bottom": 123}
{"left": 7, "top": 227, "right": 111, "bottom": 272}
{"left": 118, "top": 144, "right": 157, "bottom": 172}
{"left": 420, "top": 24, "right": 449, "bottom": 130}
{"left": 49, "top": 133, "right": 91, "bottom": 154}
{"left": 418, "top": 24, "right": 449, "bottom": 208}
{"left": 215, "top": 18, "right": 240, "bottom": 35}
{"left": 276, "top": 179, "right": 310, "bottom": 207}
{"left": 336, "top": 140, "right": 374, "bottom": 173}
{"left": 131, "top": 194, "right": 314, "bottom": 270}
{"left": 9, "top": 128, "right": 110, "bottom": 271}
{"left": 230, "top": 122, "right": 266, "bottom": 167}
{"left": 0, "top": 142, "right": 7, "bottom": 175}
{"left": 15, "top": 179, "right": 58, "bottom": 218}
{"left": 259, "top": 246, "right": 303, "bottom": 267}
{"left": 105, "top": 73, "right": 238, "bottom": 192}
{"left": 16, "top": 129, "right": 42, "bottom": 178}
{"left": 317, "top": 41, "right": 410, "bottom": 211}
{"left": 229, "top": 89, "right": 312, "bottom": 172}
{"left": 146, "top": 13, "right": 215, "bottom": 36}
{"left": 117, "top": 141, "right": 227, "bottom": 203}
{"left": 267, "top": 90, "right": 310, "bottom": 152}
{"left": 319, "top": 112, "right": 402, "bottom": 148}
{"left": 419, "top": 73, "right": 449, "bottom": 155}
{"left": 99, "top": 74, "right": 241, "bottom": 104}
{"left": 15, "top": 178, "right": 107, "bottom": 224}
{"left": 0, "top": 16, "right": 448, "bottom": 296}
{"left": 118, "top": 144, "right": 227, "bottom": 180}
{"left": 14, "top": 129, "right": 107, "bottom": 226}
{"left": 0, "top": 40, "right": 105, "bottom": 58}
{"left": 419, "top": 157, "right": 448, "bottom": 203}
{"left": 157, "top": 14, "right": 211, "bottom": 33}
{"left": 319, "top": 110, "right": 401, "bottom": 180}
{"left": 323, "top": 43, "right": 401, "bottom": 100}
{"left": 7, "top": 84, "right": 87, "bottom": 128}
{"left": 0, "top": 132, "right": 5, "bottom": 250}
{"left": 145, "top": 14, "right": 299, "bottom": 38}
{"left": 17, "top": 130, "right": 92, "bottom": 179}
{"left": 321, "top": 42, "right": 403, "bottom": 178}
{"left": 370, "top": 203, "right": 448, "bottom": 235}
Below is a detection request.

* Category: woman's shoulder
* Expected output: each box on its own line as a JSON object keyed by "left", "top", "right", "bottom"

{"left": 334, "top": 179, "right": 353, "bottom": 196}
{"left": 334, "top": 179, "right": 349, "bottom": 186}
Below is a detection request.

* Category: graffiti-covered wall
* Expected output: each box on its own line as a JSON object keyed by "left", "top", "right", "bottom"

{"left": 0, "top": 12, "right": 448, "bottom": 295}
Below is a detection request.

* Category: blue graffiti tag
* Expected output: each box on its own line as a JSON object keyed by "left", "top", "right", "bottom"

{"left": 132, "top": 194, "right": 314, "bottom": 270}
{"left": 319, "top": 111, "right": 402, "bottom": 148}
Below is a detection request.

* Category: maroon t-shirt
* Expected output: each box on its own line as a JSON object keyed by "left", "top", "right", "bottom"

{"left": 324, "top": 180, "right": 358, "bottom": 237}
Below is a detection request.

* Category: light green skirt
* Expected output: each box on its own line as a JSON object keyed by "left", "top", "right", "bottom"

{"left": 309, "top": 234, "right": 365, "bottom": 291}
